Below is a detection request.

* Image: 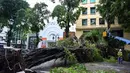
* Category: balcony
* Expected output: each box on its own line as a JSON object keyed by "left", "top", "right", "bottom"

{"left": 76, "top": 24, "right": 121, "bottom": 30}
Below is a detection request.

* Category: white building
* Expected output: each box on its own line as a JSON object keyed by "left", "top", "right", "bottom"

{"left": 26, "top": 21, "right": 64, "bottom": 49}
{"left": 0, "top": 30, "right": 6, "bottom": 45}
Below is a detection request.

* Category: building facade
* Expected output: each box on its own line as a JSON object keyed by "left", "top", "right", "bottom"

{"left": 0, "top": 33, "right": 6, "bottom": 45}
{"left": 76, "top": 0, "right": 130, "bottom": 50}
{"left": 26, "top": 21, "right": 64, "bottom": 49}
{"left": 76, "top": 0, "right": 121, "bottom": 38}
{"left": 0, "top": 28, "right": 6, "bottom": 45}
{"left": 26, "top": 21, "right": 77, "bottom": 49}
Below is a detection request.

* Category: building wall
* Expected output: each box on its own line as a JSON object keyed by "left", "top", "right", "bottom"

{"left": 76, "top": 0, "right": 121, "bottom": 38}
{"left": 63, "top": 32, "right": 75, "bottom": 38}
{"left": 75, "top": 30, "right": 83, "bottom": 38}
{"left": 75, "top": 0, "right": 130, "bottom": 50}
{"left": 124, "top": 32, "right": 130, "bottom": 50}
{"left": 0, "top": 33, "right": 6, "bottom": 45}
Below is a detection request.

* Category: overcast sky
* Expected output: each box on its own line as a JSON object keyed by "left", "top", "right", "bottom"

{"left": 1, "top": 0, "right": 75, "bottom": 33}
{"left": 27, "top": 0, "right": 76, "bottom": 32}
{"left": 26, "top": 0, "right": 61, "bottom": 23}
{"left": 26, "top": 0, "right": 60, "bottom": 12}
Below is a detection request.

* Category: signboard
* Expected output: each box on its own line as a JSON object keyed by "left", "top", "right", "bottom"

{"left": 103, "top": 31, "right": 107, "bottom": 37}
{"left": 41, "top": 41, "right": 46, "bottom": 48}
{"left": 17, "top": 40, "right": 21, "bottom": 44}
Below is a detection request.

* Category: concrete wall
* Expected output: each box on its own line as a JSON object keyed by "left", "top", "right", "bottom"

{"left": 75, "top": 30, "right": 83, "bottom": 39}
{"left": 124, "top": 32, "right": 130, "bottom": 50}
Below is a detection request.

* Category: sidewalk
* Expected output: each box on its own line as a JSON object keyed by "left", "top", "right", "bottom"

{"left": 31, "top": 60, "right": 130, "bottom": 73}
{"left": 85, "top": 61, "right": 130, "bottom": 73}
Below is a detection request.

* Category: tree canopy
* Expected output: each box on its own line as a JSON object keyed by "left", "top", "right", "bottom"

{"left": 97, "top": 0, "right": 130, "bottom": 32}
{"left": 0, "top": 0, "right": 29, "bottom": 46}
{"left": 0, "top": 0, "right": 29, "bottom": 20}
{"left": 27, "top": 3, "right": 50, "bottom": 46}
{"left": 112, "top": 0, "right": 130, "bottom": 32}
{"left": 52, "top": 0, "right": 81, "bottom": 37}
{"left": 0, "top": 0, "right": 50, "bottom": 46}
{"left": 30, "top": 3, "right": 50, "bottom": 33}
{"left": 96, "top": 0, "right": 115, "bottom": 29}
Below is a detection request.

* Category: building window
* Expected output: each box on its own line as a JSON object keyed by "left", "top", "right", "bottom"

{"left": 90, "top": 7, "right": 96, "bottom": 14}
{"left": 90, "top": 18, "right": 96, "bottom": 25}
{"left": 82, "top": 8, "right": 87, "bottom": 15}
{"left": 83, "top": 30, "right": 90, "bottom": 34}
{"left": 90, "top": 0, "right": 96, "bottom": 3}
{"left": 81, "top": 0, "right": 87, "bottom": 4}
{"left": 99, "top": 18, "right": 105, "bottom": 25}
{"left": 82, "top": 19, "right": 87, "bottom": 26}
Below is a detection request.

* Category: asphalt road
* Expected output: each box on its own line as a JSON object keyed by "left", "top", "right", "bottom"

{"left": 29, "top": 59, "right": 130, "bottom": 73}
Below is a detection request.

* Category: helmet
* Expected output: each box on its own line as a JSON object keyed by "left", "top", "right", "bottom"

{"left": 119, "top": 49, "right": 122, "bottom": 51}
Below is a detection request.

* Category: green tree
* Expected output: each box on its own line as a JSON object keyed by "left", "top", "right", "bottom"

{"left": 52, "top": 0, "right": 81, "bottom": 38}
{"left": 111, "top": 0, "right": 130, "bottom": 32}
{"left": 0, "top": 0, "right": 29, "bottom": 46}
{"left": 97, "top": 0, "right": 130, "bottom": 32}
{"left": 28, "top": 3, "right": 50, "bottom": 46}
{"left": 96, "top": 0, "right": 115, "bottom": 30}
{"left": 14, "top": 9, "right": 30, "bottom": 44}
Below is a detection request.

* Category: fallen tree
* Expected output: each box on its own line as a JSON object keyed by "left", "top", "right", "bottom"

{"left": 24, "top": 47, "right": 93, "bottom": 68}
{"left": 0, "top": 48, "right": 24, "bottom": 73}
{"left": 24, "top": 48, "right": 65, "bottom": 68}
{"left": 0, "top": 47, "right": 97, "bottom": 73}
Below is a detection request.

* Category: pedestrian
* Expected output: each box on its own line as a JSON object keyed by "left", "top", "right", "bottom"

{"left": 37, "top": 38, "right": 43, "bottom": 49}
{"left": 117, "top": 49, "right": 123, "bottom": 64}
{"left": 37, "top": 38, "right": 46, "bottom": 49}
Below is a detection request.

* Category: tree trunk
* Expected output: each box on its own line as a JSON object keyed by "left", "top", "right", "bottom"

{"left": 36, "top": 33, "right": 39, "bottom": 48}
{"left": 65, "top": 8, "right": 70, "bottom": 38}
{"left": 107, "top": 16, "right": 111, "bottom": 30}
{"left": 7, "top": 32, "right": 11, "bottom": 46}
{"left": 106, "top": 19, "right": 111, "bottom": 34}
{"left": 65, "top": 25, "right": 70, "bottom": 38}
{"left": 7, "top": 25, "right": 13, "bottom": 46}
{"left": 0, "top": 49, "right": 25, "bottom": 73}
{"left": 107, "top": 22, "right": 110, "bottom": 30}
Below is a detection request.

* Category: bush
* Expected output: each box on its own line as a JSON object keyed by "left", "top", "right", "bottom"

{"left": 64, "top": 48, "right": 77, "bottom": 63}
{"left": 123, "top": 50, "right": 130, "bottom": 61}
{"left": 83, "top": 29, "right": 104, "bottom": 43}
{"left": 106, "top": 36, "right": 126, "bottom": 49}
{"left": 50, "top": 64, "right": 88, "bottom": 73}
{"left": 79, "top": 29, "right": 106, "bottom": 62}
{"left": 50, "top": 64, "right": 116, "bottom": 73}
{"left": 93, "top": 70, "right": 116, "bottom": 73}
{"left": 57, "top": 38, "right": 79, "bottom": 48}
{"left": 93, "top": 48, "right": 103, "bottom": 62}
{"left": 104, "top": 56, "right": 117, "bottom": 63}
{"left": 85, "top": 42, "right": 103, "bottom": 62}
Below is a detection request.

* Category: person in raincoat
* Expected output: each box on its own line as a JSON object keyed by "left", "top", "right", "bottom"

{"left": 117, "top": 49, "right": 123, "bottom": 64}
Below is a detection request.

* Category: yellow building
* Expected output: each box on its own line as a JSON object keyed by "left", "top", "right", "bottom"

{"left": 76, "top": 0, "right": 130, "bottom": 50}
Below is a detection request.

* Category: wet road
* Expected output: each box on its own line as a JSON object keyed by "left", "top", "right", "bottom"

{"left": 30, "top": 59, "right": 130, "bottom": 73}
